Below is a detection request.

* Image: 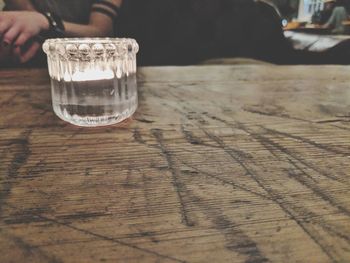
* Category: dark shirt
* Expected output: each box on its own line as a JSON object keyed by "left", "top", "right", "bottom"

{"left": 117, "top": 0, "right": 293, "bottom": 65}
{"left": 30, "top": 0, "right": 94, "bottom": 24}
{"left": 5, "top": 0, "right": 109, "bottom": 24}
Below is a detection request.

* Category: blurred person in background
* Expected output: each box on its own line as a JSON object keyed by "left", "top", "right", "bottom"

{"left": 322, "top": 0, "right": 349, "bottom": 33}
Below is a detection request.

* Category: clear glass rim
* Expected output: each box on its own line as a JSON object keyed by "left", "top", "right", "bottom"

{"left": 43, "top": 37, "right": 139, "bottom": 57}
{"left": 44, "top": 37, "right": 137, "bottom": 45}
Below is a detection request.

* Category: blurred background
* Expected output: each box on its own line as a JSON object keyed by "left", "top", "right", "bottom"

{"left": 0, "top": 0, "right": 299, "bottom": 19}
{"left": 1, "top": 0, "right": 350, "bottom": 66}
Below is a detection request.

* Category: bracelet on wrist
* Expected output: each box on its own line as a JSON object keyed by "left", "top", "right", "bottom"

{"left": 41, "top": 12, "right": 65, "bottom": 39}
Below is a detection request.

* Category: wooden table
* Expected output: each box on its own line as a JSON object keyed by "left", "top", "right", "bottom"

{"left": 0, "top": 65, "right": 350, "bottom": 263}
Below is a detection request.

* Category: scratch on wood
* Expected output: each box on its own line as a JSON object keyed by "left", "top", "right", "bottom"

{"left": 133, "top": 128, "right": 146, "bottom": 144}
{"left": 261, "top": 131, "right": 347, "bottom": 184}
{"left": 135, "top": 118, "right": 155, "bottom": 124}
{"left": 316, "top": 119, "right": 350, "bottom": 124}
{"left": 285, "top": 196, "right": 350, "bottom": 244}
{"left": 152, "top": 129, "right": 194, "bottom": 227}
{"left": 247, "top": 129, "right": 350, "bottom": 218}
{"left": 262, "top": 126, "right": 350, "bottom": 157}
{"left": 0, "top": 93, "right": 19, "bottom": 109}
{"left": 4, "top": 202, "right": 186, "bottom": 263}
{"left": 180, "top": 160, "right": 271, "bottom": 201}
{"left": 181, "top": 125, "right": 204, "bottom": 145}
{"left": 140, "top": 169, "right": 153, "bottom": 218}
{"left": 38, "top": 213, "right": 186, "bottom": 263}
{"left": 57, "top": 212, "right": 107, "bottom": 221}
{"left": 198, "top": 114, "right": 338, "bottom": 262}
{"left": 242, "top": 105, "right": 310, "bottom": 123}
{"left": 206, "top": 114, "right": 348, "bottom": 185}
{"left": 1, "top": 229, "right": 63, "bottom": 263}
{"left": 0, "top": 130, "right": 32, "bottom": 215}
{"left": 184, "top": 189, "right": 268, "bottom": 263}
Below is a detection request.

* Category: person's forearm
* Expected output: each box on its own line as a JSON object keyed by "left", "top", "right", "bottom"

{"left": 62, "top": 12, "right": 115, "bottom": 37}
{"left": 63, "top": 22, "right": 113, "bottom": 37}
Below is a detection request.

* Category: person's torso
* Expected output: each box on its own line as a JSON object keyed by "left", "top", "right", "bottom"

{"left": 30, "top": 0, "right": 94, "bottom": 24}
{"left": 332, "top": 6, "right": 348, "bottom": 33}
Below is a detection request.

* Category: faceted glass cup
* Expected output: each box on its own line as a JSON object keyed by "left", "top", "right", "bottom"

{"left": 43, "top": 38, "right": 139, "bottom": 127}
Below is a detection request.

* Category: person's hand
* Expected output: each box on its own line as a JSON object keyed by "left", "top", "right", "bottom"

{"left": 0, "top": 11, "right": 49, "bottom": 46}
{"left": 13, "top": 41, "right": 42, "bottom": 63}
{"left": 0, "top": 11, "right": 49, "bottom": 63}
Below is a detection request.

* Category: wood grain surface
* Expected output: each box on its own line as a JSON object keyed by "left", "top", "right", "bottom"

{"left": 0, "top": 65, "right": 350, "bottom": 263}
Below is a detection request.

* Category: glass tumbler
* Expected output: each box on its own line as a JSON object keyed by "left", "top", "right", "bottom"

{"left": 43, "top": 38, "right": 139, "bottom": 127}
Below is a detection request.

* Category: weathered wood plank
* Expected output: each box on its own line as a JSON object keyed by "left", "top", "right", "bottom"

{"left": 0, "top": 65, "right": 349, "bottom": 263}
